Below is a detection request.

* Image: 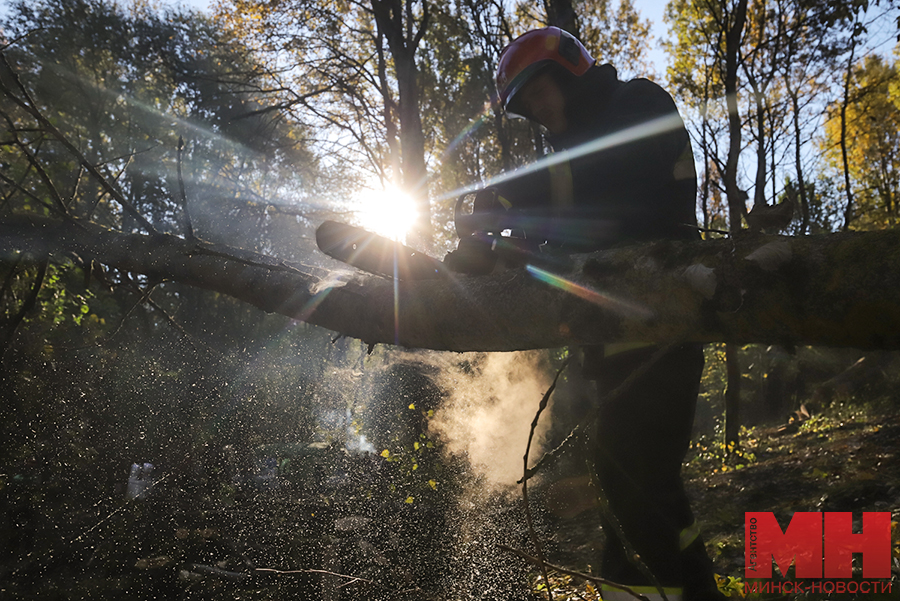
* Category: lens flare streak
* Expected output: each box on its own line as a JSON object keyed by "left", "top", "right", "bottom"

{"left": 443, "top": 107, "right": 490, "bottom": 158}
{"left": 436, "top": 113, "right": 686, "bottom": 203}
{"left": 297, "top": 287, "right": 333, "bottom": 323}
{"left": 526, "top": 265, "right": 654, "bottom": 320}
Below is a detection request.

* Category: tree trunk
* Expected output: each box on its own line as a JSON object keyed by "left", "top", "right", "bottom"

{"left": 786, "top": 77, "right": 810, "bottom": 234}
{"left": 723, "top": 0, "right": 748, "bottom": 448}
{"left": 543, "top": 0, "right": 579, "bottom": 36}
{"left": 746, "top": 72, "right": 767, "bottom": 209}
{"left": 724, "top": 343, "right": 741, "bottom": 446}
{"left": 840, "top": 31, "right": 858, "bottom": 231}
{"left": 6, "top": 217, "right": 900, "bottom": 353}
{"left": 395, "top": 56, "right": 428, "bottom": 202}
{"left": 371, "top": 0, "right": 431, "bottom": 246}
{"left": 374, "top": 30, "right": 402, "bottom": 184}
{"left": 723, "top": 0, "right": 748, "bottom": 234}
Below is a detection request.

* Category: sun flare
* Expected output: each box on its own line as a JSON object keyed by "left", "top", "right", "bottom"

{"left": 354, "top": 183, "right": 418, "bottom": 243}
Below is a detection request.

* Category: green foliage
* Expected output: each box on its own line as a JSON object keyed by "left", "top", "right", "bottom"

{"left": 821, "top": 54, "right": 900, "bottom": 230}
{"left": 663, "top": 0, "right": 876, "bottom": 233}
{"left": 683, "top": 399, "right": 900, "bottom": 599}
{"left": 715, "top": 574, "right": 747, "bottom": 598}
{"left": 781, "top": 176, "right": 846, "bottom": 234}
{"left": 34, "top": 263, "right": 93, "bottom": 327}
{"left": 1, "top": 0, "right": 320, "bottom": 253}
{"left": 663, "top": 0, "right": 726, "bottom": 102}
{"left": 687, "top": 426, "right": 759, "bottom": 473}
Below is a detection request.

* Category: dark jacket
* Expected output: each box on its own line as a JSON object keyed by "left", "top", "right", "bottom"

{"left": 495, "top": 64, "right": 698, "bottom": 251}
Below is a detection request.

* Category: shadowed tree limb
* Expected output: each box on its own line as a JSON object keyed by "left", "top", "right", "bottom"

{"left": 4, "top": 216, "right": 900, "bottom": 352}
{"left": 0, "top": 257, "right": 47, "bottom": 362}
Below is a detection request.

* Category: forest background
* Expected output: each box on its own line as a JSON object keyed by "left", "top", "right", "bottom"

{"left": 1, "top": 0, "right": 900, "bottom": 598}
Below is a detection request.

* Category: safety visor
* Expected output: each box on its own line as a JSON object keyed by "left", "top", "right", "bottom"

{"left": 502, "top": 61, "right": 554, "bottom": 119}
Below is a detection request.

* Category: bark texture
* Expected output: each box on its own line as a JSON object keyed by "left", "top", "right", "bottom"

{"left": 4, "top": 216, "right": 900, "bottom": 351}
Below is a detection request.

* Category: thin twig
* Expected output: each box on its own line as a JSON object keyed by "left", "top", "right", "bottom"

{"left": 188, "top": 244, "right": 306, "bottom": 275}
{"left": 86, "top": 154, "right": 133, "bottom": 220}
{"left": 68, "top": 165, "right": 85, "bottom": 211}
{"left": 144, "top": 296, "right": 200, "bottom": 345}
{"left": 518, "top": 419, "right": 587, "bottom": 484}
{"left": 0, "top": 51, "right": 159, "bottom": 235}
{"left": 254, "top": 567, "right": 372, "bottom": 586}
{"left": 0, "top": 28, "right": 44, "bottom": 52}
{"left": 0, "top": 149, "right": 35, "bottom": 211}
{"left": 1, "top": 117, "right": 69, "bottom": 217}
{"left": 176, "top": 136, "right": 194, "bottom": 239}
{"left": 497, "top": 543, "right": 650, "bottom": 601}
{"left": 584, "top": 455, "right": 671, "bottom": 601}
{"left": 523, "top": 343, "right": 680, "bottom": 484}
{"left": 253, "top": 566, "right": 421, "bottom": 596}
{"left": 522, "top": 356, "right": 570, "bottom": 601}
{"left": 69, "top": 473, "right": 171, "bottom": 544}
{"left": 0, "top": 168, "right": 58, "bottom": 214}
{"left": 106, "top": 283, "right": 157, "bottom": 340}
{"left": 117, "top": 280, "right": 210, "bottom": 353}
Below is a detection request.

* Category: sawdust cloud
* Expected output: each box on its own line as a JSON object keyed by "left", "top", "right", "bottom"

{"left": 428, "top": 350, "right": 558, "bottom": 491}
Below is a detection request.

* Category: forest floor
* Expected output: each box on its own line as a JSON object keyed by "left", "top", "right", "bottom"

{"left": 3, "top": 403, "right": 899, "bottom": 600}
{"left": 538, "top": 401, "right": 900, "bottom": 600}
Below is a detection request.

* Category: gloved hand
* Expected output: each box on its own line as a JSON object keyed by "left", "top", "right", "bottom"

{"left": 456, "top": 187, "right": 507, "bottom": 238}
{"left": 443, "top": 235, "right": 498, "bottom": 275}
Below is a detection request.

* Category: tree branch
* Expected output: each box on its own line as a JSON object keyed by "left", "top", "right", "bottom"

{"left": 0, "top": 51, "right": 159, "bottom": 235}
{"left": 521, "top": 357, "right": 569, "bottom": 601}
{"left": 4, "top": 216, "right": 900, "bottom": 351}
{"left": 1, "top": 257, "right": 47, "bottom": 362}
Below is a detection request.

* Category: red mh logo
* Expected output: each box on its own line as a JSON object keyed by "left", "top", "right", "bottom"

{"left": 745, "top": 511, "right": 892, "bottom": 578}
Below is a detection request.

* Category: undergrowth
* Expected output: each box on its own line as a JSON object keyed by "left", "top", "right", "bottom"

{"left": 526, "top": 403, "right": 900, "bottom": 600}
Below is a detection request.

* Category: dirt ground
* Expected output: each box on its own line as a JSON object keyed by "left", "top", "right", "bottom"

{"left": 535, "top": 403, "right": 900, "bottom": 599}
{"left": 686, "top": 407, "right": 900, "bottom": 580}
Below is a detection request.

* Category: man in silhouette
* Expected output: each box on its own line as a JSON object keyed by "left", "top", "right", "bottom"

{"left": 488, "top": 27, "right": 724, "bottom": 601}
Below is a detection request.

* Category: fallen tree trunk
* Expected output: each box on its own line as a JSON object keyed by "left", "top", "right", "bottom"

{"left": 3, "top": 216, "right": 900, "bottom": 351}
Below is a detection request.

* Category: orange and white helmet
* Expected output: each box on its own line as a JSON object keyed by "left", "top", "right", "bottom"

{"left": 495, "top": 27, "right": 595, "bottom": 117}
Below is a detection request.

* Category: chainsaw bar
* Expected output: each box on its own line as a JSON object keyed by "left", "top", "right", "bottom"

{"left": 315, "top": 220, "right": 446, "bottom": 280}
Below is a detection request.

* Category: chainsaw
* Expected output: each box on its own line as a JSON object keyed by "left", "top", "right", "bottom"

{"left": 315, "top": 188, "right": 573, "bottom": 280}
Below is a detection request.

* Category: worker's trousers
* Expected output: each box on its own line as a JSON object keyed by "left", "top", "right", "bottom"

{"left": 587, "top": 343, "right": 722, "bottom": 601}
